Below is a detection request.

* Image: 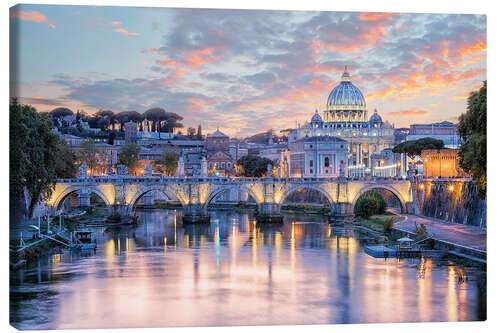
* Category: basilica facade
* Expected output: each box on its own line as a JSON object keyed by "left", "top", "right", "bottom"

{"left": 288, "top": 69, "right": 395, "bottom": 176}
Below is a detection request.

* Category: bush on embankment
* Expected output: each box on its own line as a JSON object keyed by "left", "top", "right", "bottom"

{"left": 354, "top": 190, "right": 387, "bottom": 219}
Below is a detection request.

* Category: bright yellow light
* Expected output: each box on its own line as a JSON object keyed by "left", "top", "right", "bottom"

{"left": 448, "top": 185, "right": 454, "bottom": 192}
{"left": 419, "top": 184, "right": 424, "bottom": 190}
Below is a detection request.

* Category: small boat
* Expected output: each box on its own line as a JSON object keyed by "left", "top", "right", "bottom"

{"left": 73, "top": 229, "right": 97, "bottom": 250}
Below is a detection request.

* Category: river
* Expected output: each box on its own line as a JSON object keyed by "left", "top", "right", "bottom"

{"left": 10, "top": 209, "right": 486, "bottom": 329}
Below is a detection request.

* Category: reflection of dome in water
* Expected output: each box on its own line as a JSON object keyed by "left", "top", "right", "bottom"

{"left": 326, "top": 69, "right": 366, "bottom": 112}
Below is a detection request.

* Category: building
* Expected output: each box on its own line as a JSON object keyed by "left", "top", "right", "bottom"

{"left": 206, "top": 129, "right": 235, "bottom": 176}
{"left": 370, "top": 148, "right": 404, "bottom": 178}
{"left": 283, "top": 136, "right": 348, "bottom": 178}
{"left": 408, "top": 121, "right": 461, "bottom": 148}
{"left": 207, "top": 151, "right": 234, "bottom": 176}
{"left": 206, "top": 129, "right": 230, "bottom": 152}
{"left": 421, "top": 149, "right": 467, "bottom": 178}
{"left": 124, "top": 121, "right": 137, "bottom": 143}
{"left": 288, "top": 68, "right": 395, "bottom": 170}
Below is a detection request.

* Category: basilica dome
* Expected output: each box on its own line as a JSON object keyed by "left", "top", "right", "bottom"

{"left": 369, "top": 109, "right": 383, "bottom": 125}
{"left": 326, "top": 70, "right": 366, "bottom": 112}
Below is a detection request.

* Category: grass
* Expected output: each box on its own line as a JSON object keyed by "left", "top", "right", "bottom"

{"left": 353, "top": 213, "right": 404, "bottom": 233}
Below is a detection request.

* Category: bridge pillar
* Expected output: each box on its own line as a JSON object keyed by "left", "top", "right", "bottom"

{"left": 78, "top": 191, "right": 91, "bottom": 208}
{"left": 255, "top": 182, "right": 283, "bottom": 223}
{"left": 142, "top": 192, "right": 155, "bottom": 207}
{"left": 329, "top": 202, "right": 354, "bottom": 223}
{"left": 182, "top": 203, "right": 210, "bottom": 224}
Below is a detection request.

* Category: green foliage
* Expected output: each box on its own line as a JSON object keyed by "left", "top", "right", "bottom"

{"left": 78, "top": 138, "right": 99, "bottom": 174}
{"left": 10, "top": 99, "right": 60, "bottom": 218}
{"left": 246, "top": 129, "right": 273, "bottom": 144}
{"left": 154, "top": 150, "right": 179, "bottom": 176}
{"left": 54, "top": 138, "right": 77, "bottom": 178}
{"left": 118, "top": 143, "right": 141, "bottom": 174}
{"left": 458, "top": 81, "right": 486, "bottom": 199}
{"left": 413, "top": 223, "right": 428, "bottom": 238}
{"left": 50, "top": 107, "right": 73, "bottom": 118}
{"left": 236, "top": 155, "right": 274, "bottom": 177}
{"left": 392, "top": 137, "right": 445, "bottom": 158}
{"left": 354, "top": 190, "right": 387, "bottom": 218}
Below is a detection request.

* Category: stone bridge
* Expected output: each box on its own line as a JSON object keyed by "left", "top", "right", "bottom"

{"left": 46, "top": 176, "right": 416, "bottom": 223}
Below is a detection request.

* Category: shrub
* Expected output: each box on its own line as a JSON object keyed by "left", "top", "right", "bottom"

{"left": 413, "top": 222, "right": 428, "bottom": 237}
{"left": 354, "top": 190, "right": 387, "bottom": 218}
{"left": 354, "top": 195, "right": 379, "bottom": 218}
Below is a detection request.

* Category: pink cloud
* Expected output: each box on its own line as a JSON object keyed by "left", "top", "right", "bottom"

{"left": 111, "top": 21, "right": 122, "bottom": 25}
{"left": 141, "top": 48, "right": 159, "bottom": 54}
{"left": 384, "top": 109, "right": 429, "bottom": 116}
{"left": 10, "top": 10, "right": 48, "bottom": 23}
{"left": 49, "top": 23, "right": 56, "bottom": 29}
{"left": 114, "top": 28, "right": 139, "bottom": 36}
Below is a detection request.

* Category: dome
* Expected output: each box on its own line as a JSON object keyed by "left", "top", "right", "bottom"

{"left": 369, "top": 109, "right": 383, "bottom": 124}
{"left": 326, "top": 69, "right": 366, "bottom": 111}
{"left": 311, "top": 109, "right": 323, "bottom": 123}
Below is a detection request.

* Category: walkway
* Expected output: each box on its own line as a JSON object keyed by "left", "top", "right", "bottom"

{"left": 394, "top": 215, "right": 486, "bottom": 252}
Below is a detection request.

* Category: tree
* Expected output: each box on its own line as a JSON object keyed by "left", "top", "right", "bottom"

{"left": 54, "top": 138, "right": 78, "bottom": 178}
{"left": 50, "top": 107, "right": 73, "bottom": 118}
{"left": 186, "top": 127, "right": 196, "bottom": 138}
{"left": 235, "top": 155, "right": 274, "bottom": 177}
{"left": 354, "top": 190, "right": 387, "bottom": 219}
{"left": 118, "top": 143, "right": 141, "bottom": 175}
{"left": 10, "top": 99, "right": 61, "bottom": 219}
{"left": 458, "top": 81, "right": 487, "bottom": 199}
{"left": 78, "top": 138, "right": 99, "bottom": 175}
{"left": 392, "top": 137, "right": 445, "bottom": 158}
{"left": 154, "top": 150, "right": 179, "bottom": 176}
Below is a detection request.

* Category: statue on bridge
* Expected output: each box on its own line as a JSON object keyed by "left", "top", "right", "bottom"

{"left": 143, "top": 164, "right": 152, "bottom": 177}
{"left": 175, "top": 151, "right": 185, "bottom": 177}
{"left": 116, "top": 164, "right": 128, "bottom": 176}
{"left": 78, "top": 164, "right": 88, "bottom": 178}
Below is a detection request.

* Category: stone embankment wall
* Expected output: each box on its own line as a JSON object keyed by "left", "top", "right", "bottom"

{"left": 417, "top": 179, "right": 486, "bottom": 228}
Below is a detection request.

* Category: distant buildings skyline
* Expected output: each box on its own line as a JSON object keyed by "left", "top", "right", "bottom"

{"left": 10, "top": 4, "right": 486, "bottom": 137}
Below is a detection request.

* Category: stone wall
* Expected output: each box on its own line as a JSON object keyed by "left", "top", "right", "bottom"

{"left": 417, "top": 179, "right": 486, "bottom": 228}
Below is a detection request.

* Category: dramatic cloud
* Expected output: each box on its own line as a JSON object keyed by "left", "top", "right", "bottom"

{"left": 20, "top": 8, "right": 485, "bottom": 136}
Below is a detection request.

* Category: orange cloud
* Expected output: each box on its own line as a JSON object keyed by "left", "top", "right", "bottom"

{"left": 141, "top": 48, "right": 159, "bottom": 54}
{"left": 114, "top": 28, "right": 139, "bottom": 36}
{"left": 385, "top": 109, "right": 429, "bottom": 116}
{"left": 49, "top": 23, "right": 56, "bottom": 29}
{"left": 185, "top": 48, "right": 218, "bottom": 69}
{"left": 111, "top": 21, "right": 122, "bottom": 25}
{"left": 10, "top": 10, "right": 47, "bottom": 23}
{"left": 359, "top": 12, "right": 396, "bottom": 21}
{"left": 156, "top": 58, "right": 182, "bottom": 67}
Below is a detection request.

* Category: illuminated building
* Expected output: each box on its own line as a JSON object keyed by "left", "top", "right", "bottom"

{"left": 421, "top": 149, "right": 467, "bottom": 178}
{"left": 288, "top": 68, "right": 395, "bottom": 170}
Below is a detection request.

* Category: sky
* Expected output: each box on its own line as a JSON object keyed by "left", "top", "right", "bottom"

{"left": 9, "top": 4, "right": 486, "bottom": 137}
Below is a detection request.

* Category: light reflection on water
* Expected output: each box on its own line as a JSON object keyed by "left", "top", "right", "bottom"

{"left": 10, "top": 209, "right": 486, "bottom": 329}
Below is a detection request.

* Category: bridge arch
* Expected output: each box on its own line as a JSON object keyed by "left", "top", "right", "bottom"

{"left": 350, "top": 184, "right": 407, "bottom": 214}
{"left": 280, "top": 184, "right": 335, "bottom": 207}
{"left": 127, "top": 185, "right": 185, "bottom": 213}
{"left": 201, "top": 185, "right": 260, "bottom": 212}
{"left": 52, "top": 186, "right": 112, "bottom": 211}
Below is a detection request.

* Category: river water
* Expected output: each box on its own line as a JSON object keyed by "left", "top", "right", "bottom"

{"left": 10, "top": 209, "right": 486, "bottom": 329}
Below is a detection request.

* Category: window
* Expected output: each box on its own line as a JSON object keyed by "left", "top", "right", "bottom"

{"left": 325, "top": 169, "right": 328, "bottom": 174}
{"left": 221, "top": 162, "right": 225, "bottom": 168}
{"left": 324, "top": 157, "right": 330, "bottom": 167}
{"left": 309, "top": 160, "right": 313, "bottom": 167}
{"left": 340, "top": 144, "right": 344, "bottom": 149}
{"left": 310, "top": 169, "right": 313, "bottom": 174}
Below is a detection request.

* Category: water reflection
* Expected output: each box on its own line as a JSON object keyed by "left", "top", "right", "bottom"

{"left": 10, "top": 209, "right": 485, "bottom": 329}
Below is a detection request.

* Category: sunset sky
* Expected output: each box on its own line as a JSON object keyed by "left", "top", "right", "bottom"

{"left": 10, "top": 4, "right": 486, "bottom": 137}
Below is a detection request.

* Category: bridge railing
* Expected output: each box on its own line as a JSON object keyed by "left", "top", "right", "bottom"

{"left": 57, "top": 175, "right": 411, "bottom": 185}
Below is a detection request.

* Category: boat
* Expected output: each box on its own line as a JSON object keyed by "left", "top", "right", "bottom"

{"left": 73, "top": 229, "right": 97, "bottom": 250}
